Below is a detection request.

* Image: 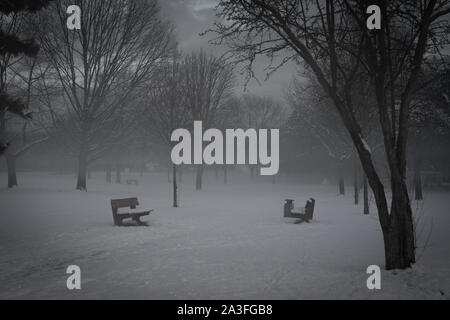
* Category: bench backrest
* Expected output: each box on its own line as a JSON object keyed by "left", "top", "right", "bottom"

{"left": 111, "top": 197, "right": 139, "bottom": 210}
{"left": 284, "top": 199, "right": 294, "bottom": 218}
{"left": 305, "top": 198, "right": 315, "bottom": 221}
{"left": 111, "top": 197, "right": 139, "bottom": 226}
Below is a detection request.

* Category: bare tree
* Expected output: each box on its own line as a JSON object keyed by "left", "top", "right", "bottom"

{"left": 236, "top": 94, "right": 285, "bottom": 180}
{"left": 180, "top": 51, "right": 234, "bottom": 190}
{"left": 211, "top": 0, "right": 450, "bottom": 269}
{"left": 410, "top": 60, "right": 450, "bottom": 200}
{"left": 142, "top": 51, "right": 189, "bottom": 207}
{"left": 214, "top": 95, "right": 242, "bottom": 184}
{"left": 287, "top": 78, "right": 353, "bottom": 195}
{"left": 36, "top": 0, "right": 173, "bottom": 191}
{"left": 0, "top": 10, "right": 51, "bottom": 188}
{"left": 287, "top": 73, "right": 381, "bottom": 206}
{"left": 4, "top": 55, "right": 52, "bottom": 188}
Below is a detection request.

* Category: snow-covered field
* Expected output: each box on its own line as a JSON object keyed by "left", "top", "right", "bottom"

{"left": 0, "top": 171, "right": 449, "bottom": 299}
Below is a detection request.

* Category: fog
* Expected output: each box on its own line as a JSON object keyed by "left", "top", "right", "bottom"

{"left": 1, "top": 0, "right": 450, "bottom": 300}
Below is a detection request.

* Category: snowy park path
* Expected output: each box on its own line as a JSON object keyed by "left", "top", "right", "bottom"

{"left": 0, "top": 172, "right": 449, "bottom": 299}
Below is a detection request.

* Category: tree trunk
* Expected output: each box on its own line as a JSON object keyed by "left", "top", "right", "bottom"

{"left": 339, "top": 176, "right": 345, "bottom": 195}
{"left": 140, "top": 161, "right": 145, "bottom": 177}
{"left": 195, "top": 165, "right": 203, "bottom": 190}
{"left": 173, "top": 164, "right": 178, "bottom": 208}
{"left": 6, "top": 152, "right": 18, "bottom": 188}
{"left": 76, "top": 150, "right": 88, "bottom": 191}
{"left": 363, "top": 175, "right": 369, "bottom": 215}
{"left": 361, "top": 172, "right": 415, "bottom": 269}
{"left": 354, "top": 155, "right": 359, "bottom": 205}
{"left": 383, "top": 180, "right": 416, "bottom": 270}
{"left": 414, "top": 156, "right": 423, "bottom": 201}
{"left": 341, "top": 125, "right": 415, "bottom": 269}
{"left": 115, "top": 164, "right": 122, "bottom": 184}
{"left": 106, "top": 164, "right": 112, "bottom": 183}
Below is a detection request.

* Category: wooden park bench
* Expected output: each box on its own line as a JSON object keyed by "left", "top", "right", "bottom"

{"left": 111, "top": 197, "right": 153, "bottom": 226}
{"left": 284, "top": 198, "right": 315, "bottom": 224}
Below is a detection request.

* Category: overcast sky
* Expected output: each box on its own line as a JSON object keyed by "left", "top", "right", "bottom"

{"left": 160, "top": 0, "right": 297, "bottom": 101}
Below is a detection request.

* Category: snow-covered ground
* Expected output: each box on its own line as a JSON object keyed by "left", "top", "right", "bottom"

{"left": 0, "top": 171, "right": 449, "bottom": 299}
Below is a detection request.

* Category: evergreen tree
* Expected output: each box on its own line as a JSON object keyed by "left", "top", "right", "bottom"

{"left": 0, "top": 0, "right": 52, "bottom": 154}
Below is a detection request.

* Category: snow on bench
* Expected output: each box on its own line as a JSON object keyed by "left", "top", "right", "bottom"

{"left": 284, "top": 198, "right": 315, "bottom": 223}
{"left": 111, "top": 197, "right": 153, "bottom": 226}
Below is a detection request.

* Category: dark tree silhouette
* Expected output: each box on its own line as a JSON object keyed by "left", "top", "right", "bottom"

{"left": 410, "top": 61, "right": 450, "bottom": 200}
{"left": 211, "top": 0, "right": 450, "bottom": 270}
{"left": 141, "top": 50, "right": 189, "bottom": 207}
{"left": 0, "top": 0, "right": 51, "bottom": 155}
{"left": 37, "top": 0, "right": 172, "bottom": 191}
{"left": 180, "top": 51, "right": 234, "bottom": 191}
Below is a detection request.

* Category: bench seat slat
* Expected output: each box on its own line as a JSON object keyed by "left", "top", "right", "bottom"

{"left": 117, "top": 211, "right": 152, "bottom": 217}
{"left": 117, "top": 208, "right": 152, "bottom": 215}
